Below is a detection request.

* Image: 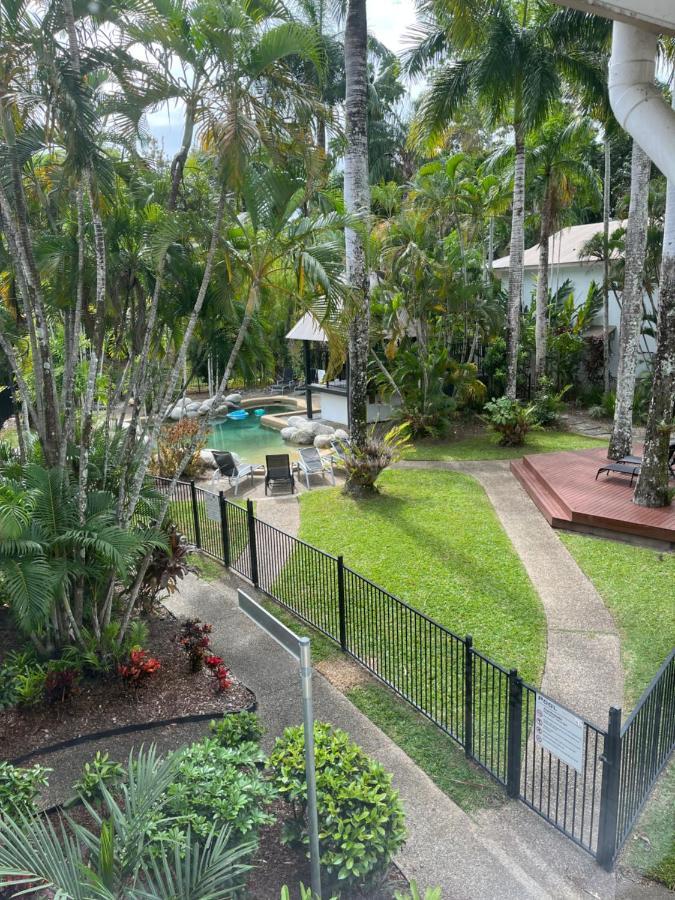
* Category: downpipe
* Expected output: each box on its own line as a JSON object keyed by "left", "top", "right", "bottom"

{"left": 608, "top": 21, "right": 675, "bottom": 183}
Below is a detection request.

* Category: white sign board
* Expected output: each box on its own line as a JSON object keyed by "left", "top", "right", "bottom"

{"left": 535, "top": 695, "right": 585, "bottom": 773}
{"left": 204, "top": 491, "right": 221, "bottom": 522}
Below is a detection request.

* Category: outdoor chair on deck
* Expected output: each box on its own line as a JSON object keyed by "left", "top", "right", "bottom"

{"left": 210, "top": 451, "right": 256, "bottom": 496}
{"left": 595, "top": 461, "right": 641, "bottom": 486}
{"left": 265, "top": 454, "right": 295, "bottom": 495}
{"left": 617, "top": 442, "right": 675, "bottom": 479}
{"left": 329, "top": 438, "right": 351, "bottom": 467}
{"left": 269, "top": 368, "right": 296, "bottom": 395}
{"left": 297, "top": 447, "right": 335, "bottom": 489}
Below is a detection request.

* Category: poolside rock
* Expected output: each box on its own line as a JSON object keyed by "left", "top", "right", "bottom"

{"left": 290, "top": 428, "right": 314, "bottom": 445}
{"left": 225, "top": 393, "right": 242, "bottom": 405}
{"left": 314, "top": 435, "right": 333, "bottom": 449}
{"left": 287, "top": 415, "right": 307, "bottom": 429}
{"left": 311, "top": 423, "right": 334, "bottom": 437}
{"left": 334, "top": 429, "right": 349, "bottom": 442}
{"left": 280, "top": 427, "right": 297, "bottom": 441}
{"left": 199, "top": 397, "right": 218, "bottom": 414}
{"left": 199, "top": 449, "right": 217, "bottom": 469}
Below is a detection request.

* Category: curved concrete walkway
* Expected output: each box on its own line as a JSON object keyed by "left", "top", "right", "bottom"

{"left": 396, "top": 459, "right": 624, "bottom": 725}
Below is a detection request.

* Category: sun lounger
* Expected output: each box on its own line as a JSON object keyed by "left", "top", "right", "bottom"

{"left": 210, "top": 451, "right": 259, "bottom": 495}
{"left": 298, "top": 447, "right": 335, "bottom": 489}
{"left": 595, "top": 462, "right": 641, "bottom": 486}
{"left": 265, "top": 454, "right": 295, "bottom": 495}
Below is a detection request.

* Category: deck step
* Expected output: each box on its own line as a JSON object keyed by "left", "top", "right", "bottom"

{"left": 511, "top": 459, "right": 572, "bottom": 527}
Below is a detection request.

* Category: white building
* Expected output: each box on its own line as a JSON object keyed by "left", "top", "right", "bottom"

{"left": 493, "top": 221, "right": 657, "bottom": 379}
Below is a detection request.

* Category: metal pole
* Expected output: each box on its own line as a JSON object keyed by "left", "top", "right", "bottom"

{"left": 464, "top": 634, "right": 473, "bottom": 758}
{"left": 190, "top": 480, "right": 202, "bottom": 549}
{"left": 304, "top": 340, "right": 313, "bottom": 420}
{"left": 299, "top": 637, "right": 321, "bottom": 898}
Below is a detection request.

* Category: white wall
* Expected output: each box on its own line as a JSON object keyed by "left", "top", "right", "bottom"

{"left": 316, "top": 393, "right": 398, "bottom": 427}
{"left": 496, "top": 262, "right": 657, "bottom": 379}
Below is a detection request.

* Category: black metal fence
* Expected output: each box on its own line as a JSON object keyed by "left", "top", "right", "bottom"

{"left": 151, "top": 476, "right": 675, "bottom": 869}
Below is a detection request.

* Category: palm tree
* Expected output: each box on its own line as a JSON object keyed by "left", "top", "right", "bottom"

{"left": 607, "top": 142, "right": 652, "bottom": 460}
{"left": 526, "top": 111, "right": 600, "bottom": 379}
{"left": 343, "top": 0, "right": 370, "bottom": 452}
{"left": 406, "top": 0, "right": 601, "bottom": 398}
{"left": 634, "top": 88, "right": 675, "bottom": 508}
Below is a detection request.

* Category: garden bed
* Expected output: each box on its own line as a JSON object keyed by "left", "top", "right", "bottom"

{"left": 0, "top": 615, "right": 254, "bottom": 763}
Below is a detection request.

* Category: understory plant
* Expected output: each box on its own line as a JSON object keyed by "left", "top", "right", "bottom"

{"left": 530, "top": 377, "right": 570, "bottom": 427}
{"left": 118, "top": 648, "right": 161, "bottom": 689}
{"left": 0, "top": 762, "right": 50, "bottom": 817}
{"left": 210, "top": 711, "right": 264, "bottom": 748}
{"left": 342, "top": 424, "right": 411, "bottom": 496}
{"left": 176, "top": 619, "right": 213, "bottom": 672}
{"left": 137, "top": 527, "right": 194, "bottom": 614}
{"left": 72, "top": 752, "right": 126, "bottom": 805}
{"left": 269, "top": 722, "right": 406, "bottom": 890}
{"left": 150, "top": 418, "right": 207, "bottom": 479}
{"left": 0, "top": 746, "right": 254, "bottom": 897}
{"left": 483, "top": 397, "right": 537, "bottom": 446}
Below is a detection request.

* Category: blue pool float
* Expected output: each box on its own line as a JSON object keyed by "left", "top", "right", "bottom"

{"left": 254, "top": 408, "right": 265, "bottom": 416}
{"left": 227, "top": 409, "right": 249, "bottom": 420}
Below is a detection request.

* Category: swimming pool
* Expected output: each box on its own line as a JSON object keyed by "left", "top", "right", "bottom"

{"left": 206, "top": 406, "right": 295, "bottom": 462}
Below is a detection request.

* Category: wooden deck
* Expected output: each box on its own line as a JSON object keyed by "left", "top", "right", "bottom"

{"left": 511, "top": 448, "right": 675, "bottom": 547}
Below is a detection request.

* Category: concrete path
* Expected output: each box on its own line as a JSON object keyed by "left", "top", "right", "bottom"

{"left": 166, "top": 572, "right": 623, "bottom": 900}
{"left": 397, "top": 459, "right": 624, "bottom": 726}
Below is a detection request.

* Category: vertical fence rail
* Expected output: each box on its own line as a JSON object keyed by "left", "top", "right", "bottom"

{"left": 154, "top": 476, "right": 674, "bottom": 866}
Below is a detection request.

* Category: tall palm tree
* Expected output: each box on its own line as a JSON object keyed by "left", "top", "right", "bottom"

{"left": 406, "top": 0, "right": 601, "bottom": 398}
{"left": 634, "top": 88, "right": 675, "bottom": 507}
{"left": 343, "top": 0, "right": 370, "bottom": 451}
{"left": 526, "top": 111, "right": 600, "bottom": 379}
{"left": 607, "top": 141, "right": 652, "bottom": 460}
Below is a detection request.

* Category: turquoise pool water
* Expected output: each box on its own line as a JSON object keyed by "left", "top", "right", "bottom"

{"left": 206, "top": 406, "right": 294, "bottom": 462}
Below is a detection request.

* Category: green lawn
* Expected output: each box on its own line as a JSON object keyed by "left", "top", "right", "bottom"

{"left": 298, "top": 468, "right": 546, "bottom": 686}
{"left": 404, "top": 428, "right": 606, "bottom": 461}
{"left": 559, "top": 534, "right": 675, "bottom": 709}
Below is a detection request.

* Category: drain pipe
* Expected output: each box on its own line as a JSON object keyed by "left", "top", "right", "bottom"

{"left": 608, "top": 21, "right": 675, "bottom": 183}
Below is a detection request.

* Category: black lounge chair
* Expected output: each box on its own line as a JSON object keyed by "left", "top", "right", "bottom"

{"left": 618, "top": 442, "right": 675, "bottom": 479}
{"left": 210, "top": 450, "right": 255, "bottom": 495}
{"left": 595, "top": 462, "right": 641, "bottom": 486}
{"left": 265, "top": 454, "right": 295, "bottom": 495}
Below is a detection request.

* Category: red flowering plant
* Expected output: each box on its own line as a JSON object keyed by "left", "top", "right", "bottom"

{"left": 176, "top": 619, "right": 214, "bottom": 673}
{"left": 204, "top": 655, "right": 233, "bottom": 693}
{"left": 43, "top": 667, "right": 79, "bottom": 705}
{"left": 118, "top": 649, "right": 161, "bottom": 689}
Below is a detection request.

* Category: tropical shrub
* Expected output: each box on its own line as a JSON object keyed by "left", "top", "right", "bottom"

{"left": 204, "top": 654, "right": 233, "bottom": 693}
{"left": 14, "top": 665, "right": 47, "bottom": 707}
{"left": 0, "top": 746, "right": 254, "bottom": 896}
{"left": 72, "top": 752, "right": 126, "bottom": 805}
{"left": 150, "top": 418, "right": 206, "bottom": 479}
{"left": 0, "top": 651, "right": 39, "bottom": 710}
{"left": 530, "top": 377, "right": 570, "bottom": 427}
{"left": 383, "top": 345, "right": 456, "bottom": 436}
{"left": 269, "top": 722, "right": 406, "bottom": 890}
{"left": 137, "top": 527, "right": 194, "bottom": 614}
{"left": 118, "top": 649, "right": 161, "bottom": 688}
{"left": 0, "top": 762, "right": 50, "bottom": 817}
{"left": 176, "top": 619, "right": 213, "bottom": 672}
{"left": 61, "top": 620, "right": 150, "bottom": 676}
{"left": 149, "top": 738, "right": 275, "bottom": 851}
{"left": 342, "top": 424, "right": 411, "bottom": 496}
{"left": 483, "top": 397, "right": 537, "bottom": 446}
{"left": 43, "top": 665, "right": 80, "bottom": 705}
{"left": 210, "top": 712, "right": 264, "bottom": 748}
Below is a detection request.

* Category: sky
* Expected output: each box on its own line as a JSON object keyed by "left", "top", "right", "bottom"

{"left": 146, "top": 0, "right": 419, "bottom": 157}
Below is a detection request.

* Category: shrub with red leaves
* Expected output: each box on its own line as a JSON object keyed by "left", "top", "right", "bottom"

{"left": 176, "top": 619, "right": 213, "bottom": 672}
{"left": 118, "top": 649, "right": 161, "bottom": 688}
{"left": 204, "top": 654, "right": 232, "bottom": 693}
{"left": 44, "top": 667, "right": 79, "bottom": 705}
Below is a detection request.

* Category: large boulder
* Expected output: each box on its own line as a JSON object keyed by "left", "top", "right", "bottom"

{"left": 199, "top": 449, "right": 217, "bottom": 469}
{"left": 225, "top": 393, "right": 242, "bottom": 405}
{"left": 287, "top": 415, "right": 308, "bottom": 429}
{"left": 311, "top": 423, "right": 334, "bottom": 437}
{"left": 280, "top": 427, "right": 297, "bottom": 441}
{"left": 314, "top": 434, "right": 333, "bottom": 449}
{"left": 185, "top": 408, "right": 200, "bottom": 418}
{"left": 199, "top": 397, "right": 218, "bottom": 414}
{"left": 290, "top": 428, "right": 314, "bottom": 445}
{"left": 334, "top": 429, "right": 350, "bottom": 442}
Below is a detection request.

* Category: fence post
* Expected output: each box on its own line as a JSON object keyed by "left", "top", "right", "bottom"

{"left": 189, "top": 480, "right": 202, "bottom": 549}
{"left": 464, "top": 635, "right": 473, "bottom": 758}
{"left": 507, "top": 669, "right": 523, "bottom": 798}
{"left": 597, "top": 706, "right": 622, "bottom": 870}
{"left": 337, "top": 555, "right": 346, "bottom": 651}
{"left": 219, "top": 492, "right": 230, "bottom": 568}
{"left": 247, "top": 499, "right": 259, "bottom": 587}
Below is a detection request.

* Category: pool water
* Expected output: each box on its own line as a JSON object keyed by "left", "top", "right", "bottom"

{"left": 206, "top": 406, "right": 295, "bottom": 462}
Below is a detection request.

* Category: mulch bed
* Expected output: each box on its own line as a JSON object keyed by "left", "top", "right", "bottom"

{"left": 1, "top": 615, "right": 254, "bottom": 763}
{"left": 248, "top": 798, "right": 408, "bottom": 899}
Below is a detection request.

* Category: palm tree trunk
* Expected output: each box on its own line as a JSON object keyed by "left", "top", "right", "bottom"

{"left": 344, "top": 0, "right": 370, "bottom": 453}
{"left": 633, "top": 96, "right": 675, "bottom": 507}
{"left": 603, "top": 137, "right": 612, "bottom": 395}
{"left": 608, "top": 142, "right": 651, "bottom": 460}
{"left": 505, "top": 123, "right": 526, "bottom": 399}
{"left": 534, "top": 184, "right": 553, "bottom": 381}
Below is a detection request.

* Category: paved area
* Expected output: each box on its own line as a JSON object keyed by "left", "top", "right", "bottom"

{"left": 167, "top": 572, "right": 629, "bottom": 900}
{"left": 397, "top": 459, "right": 624, "bottom": 726}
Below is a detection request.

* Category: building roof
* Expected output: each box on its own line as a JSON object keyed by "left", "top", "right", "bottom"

{"left": 493, "top": 221, "right": 623, "bottom": 272}
{"left": 286, "top": 311, "right": 329, "bottom": 343}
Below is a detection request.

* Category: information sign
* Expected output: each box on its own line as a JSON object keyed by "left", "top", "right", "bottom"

{"left": 535, "top": 694, "right": 585, "bottom": 773}
{"left": 204, "top": 491, "right": 221, "bottom": 522}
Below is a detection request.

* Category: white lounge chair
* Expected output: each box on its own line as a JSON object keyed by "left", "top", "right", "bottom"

{"left": 297, "top": 447, "right": 335, "bottom": 489}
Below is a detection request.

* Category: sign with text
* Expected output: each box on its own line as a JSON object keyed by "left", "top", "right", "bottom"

{"left": 535, "top": 695, "right": 585, "bottom": 773}
{"left": 204, "top": 491, "right": 221, "bottom": 522}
